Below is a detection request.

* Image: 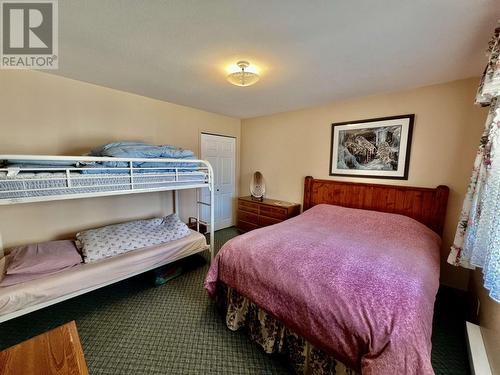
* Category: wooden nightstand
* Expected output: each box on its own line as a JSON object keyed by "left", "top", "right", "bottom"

{"left": 237, "top": 196, "right": 301, "bottom": 232}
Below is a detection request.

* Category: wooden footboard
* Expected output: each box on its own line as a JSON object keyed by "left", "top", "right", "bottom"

{"left": 303, "top": 176, "right": 449, "bottom": 235}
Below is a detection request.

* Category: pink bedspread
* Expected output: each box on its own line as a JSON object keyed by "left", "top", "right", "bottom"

{"left": 205, "top": 204, "right": 441, "bottom": 374}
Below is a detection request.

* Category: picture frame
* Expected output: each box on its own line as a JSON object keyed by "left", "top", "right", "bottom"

{"left": 329, "top": 114, "right": 414, "bottom": 179}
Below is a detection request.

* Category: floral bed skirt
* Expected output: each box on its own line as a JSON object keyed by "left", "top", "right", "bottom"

{"left": 216, "top": 283, "right": 358, "bottom": 375}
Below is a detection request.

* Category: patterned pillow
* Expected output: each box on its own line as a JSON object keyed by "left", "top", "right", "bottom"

{"left": 76, "top": 214, "right": 191, "bottom": 263}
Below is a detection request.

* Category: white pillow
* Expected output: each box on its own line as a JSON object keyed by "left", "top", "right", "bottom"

{"left": 76, "top": 214, "right": 191, "bottom": 263}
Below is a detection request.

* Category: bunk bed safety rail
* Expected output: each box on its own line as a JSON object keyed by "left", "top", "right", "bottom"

{"left": 0, "top": 155, "right": 211, "bottom": 204}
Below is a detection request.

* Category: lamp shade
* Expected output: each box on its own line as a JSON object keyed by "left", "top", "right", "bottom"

{"left": 227, "top": 61, "right": 259, "bottom": 87}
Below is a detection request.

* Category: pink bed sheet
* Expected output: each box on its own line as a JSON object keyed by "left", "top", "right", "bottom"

{"left": 205, "top": 204, "right": 441, "bottom": 375}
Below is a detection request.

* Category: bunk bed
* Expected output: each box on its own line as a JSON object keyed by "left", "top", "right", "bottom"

{"left": 0, "top": 154, "right": 215, "bottom": 323}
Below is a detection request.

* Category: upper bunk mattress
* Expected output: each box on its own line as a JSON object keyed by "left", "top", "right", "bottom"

{"left": 0, "top": 171, "right": 206, "bottom": 200}
{"left": 0, "top": 230, "right": 208, "bottom": 320}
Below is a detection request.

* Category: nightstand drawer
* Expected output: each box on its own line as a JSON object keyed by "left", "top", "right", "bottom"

{"left": 238, "top": 210, "right": 259, "bottom": 223}
{"left": 238, "top": 200, "right": 259, "bottom": 213}
{"left": 259, "top": 215, "right": 282, "bottom": 227}
{"left": 236, "top": 196, "right": 300, "bottom": 233}
{"left": 259, "top": 205, "right": 288, "bottom": 219}
{"left": 237, "top": 220, "right": 259, "bottom": 232}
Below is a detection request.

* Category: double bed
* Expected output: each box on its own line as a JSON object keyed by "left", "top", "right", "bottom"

{"left": 205, "top": 177, "right": 449, "bottom": 374}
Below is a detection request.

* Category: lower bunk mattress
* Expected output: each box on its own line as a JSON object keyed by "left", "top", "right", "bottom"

{"left": 0, "top": 230, "right": 208, "bottom": 321}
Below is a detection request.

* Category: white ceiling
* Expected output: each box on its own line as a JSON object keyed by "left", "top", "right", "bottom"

{"left": 53, "top": 0, "right": 499, "bottom": 119}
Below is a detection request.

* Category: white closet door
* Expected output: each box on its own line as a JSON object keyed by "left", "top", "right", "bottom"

{"left": 201, "top": 133, "right": 236, "bottom": 231}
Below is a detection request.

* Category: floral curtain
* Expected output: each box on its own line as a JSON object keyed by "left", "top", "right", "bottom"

{"left": 448, "top": 27, "right": 500, "bottom": 302}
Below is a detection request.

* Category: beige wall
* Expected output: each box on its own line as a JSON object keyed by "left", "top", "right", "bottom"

{"left": 0, "top": 70, "right": 240, "bottom": 249}
{"left": 241, "top": 77, "right": 487, "bottom": 290}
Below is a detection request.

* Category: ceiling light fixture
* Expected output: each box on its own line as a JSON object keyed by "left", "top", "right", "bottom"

{"left": 227, "top": 61, "right": 260, "bottom": 87}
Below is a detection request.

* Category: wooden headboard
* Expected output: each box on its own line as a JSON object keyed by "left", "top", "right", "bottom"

{"left": 303, "top": 176, "right": 449, "bottom": 235}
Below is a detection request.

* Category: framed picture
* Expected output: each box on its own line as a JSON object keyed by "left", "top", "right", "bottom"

{"left": 330, "top": 114, "right": 414, "bottom": 179}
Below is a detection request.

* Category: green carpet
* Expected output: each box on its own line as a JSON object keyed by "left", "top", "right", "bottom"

{"left": 0, "top": 227, "right": 469, "bottom": 374}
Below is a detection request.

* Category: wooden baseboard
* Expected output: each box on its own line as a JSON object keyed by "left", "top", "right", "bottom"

{"left": 466, "top": 321, "right": 492, "bottom": 375}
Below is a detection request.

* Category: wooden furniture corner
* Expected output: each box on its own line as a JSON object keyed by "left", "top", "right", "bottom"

{"left": 0, "top": 321, "right": 89, "bottom": 375}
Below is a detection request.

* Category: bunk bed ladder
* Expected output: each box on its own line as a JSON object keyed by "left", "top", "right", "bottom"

{"left": 195, "top": 167, "right": 215, "bottom": 261}
{"left": 195, "top": 195, "right": 215, "bottom": 260}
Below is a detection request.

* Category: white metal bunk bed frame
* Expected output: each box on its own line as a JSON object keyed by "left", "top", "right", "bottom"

{"left": 0, "top": 154, "right": 215, "bottom": 322}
